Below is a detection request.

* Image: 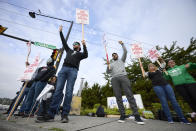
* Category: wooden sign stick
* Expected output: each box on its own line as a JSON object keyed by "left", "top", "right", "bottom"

{"left": 7, "top": 81, "right": 28, "bottom": 121}
{"left": 156, "top": 59, "right": 168, "bottom": 75}
{"left": 138, "top": 57, "right": 145, "bottom": 78}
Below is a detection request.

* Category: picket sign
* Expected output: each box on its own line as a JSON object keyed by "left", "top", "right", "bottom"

{"left": 131, "top": 44, "right": 145, "bottom": 77}
{"left": 131, "top": 43, "right": 143, "bottom": 58}
{"left": 103, "top": 34, "right": 110, "bottom": 69}
{"left": 19, "top": 55, "right": 43, "bottom": 81}
{"left": 36, "top": 84, "right": 54, "bottom": 102}
{"left": 148, "top": 48, "right": 160, "bottom": 63}
{"left": 76, "top": 8, "right": 89, "bottom": 40}
{"left": 7, "top": 55, "right": 43, "bottom": 121}
{"left": 148, "top": 48, "right": 168, "bottom": 75}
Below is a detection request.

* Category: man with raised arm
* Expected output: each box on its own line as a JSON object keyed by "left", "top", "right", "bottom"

{"left": 106, "top": 41, "right": 144, "bottom": 125}
{"left": 44, "top": 25, "right": 88, "bottom": 123}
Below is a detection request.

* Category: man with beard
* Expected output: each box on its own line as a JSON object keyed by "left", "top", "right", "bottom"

{"left": 43, "top": 25, "right": 88, "bottom": 123}
{"left": 106, "top": 41, "right": 144, "bottom": 125}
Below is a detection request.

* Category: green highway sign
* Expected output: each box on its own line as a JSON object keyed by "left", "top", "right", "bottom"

{"left": 34, "top": 42, "right": 57, "bottom": 50}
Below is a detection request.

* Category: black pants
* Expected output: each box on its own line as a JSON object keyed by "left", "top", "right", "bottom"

{"left": 111, "top": 75, "right": 139, "bottom": 116}
{"left": 38, "top": 98, "right": 52, "bottom": 116}
{"left": 175, "top": 83, "right": 196, "bottom": 112}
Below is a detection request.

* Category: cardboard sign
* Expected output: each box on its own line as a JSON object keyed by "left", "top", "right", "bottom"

{"left": 20, "top": 55, "right": 42, "bottom": 81}
{"left": 76, "top": 8, "right": 89, "bottom": 24}
{"left": 36, "top": 84, "right": 54, "bottom": 102}
{"left": 148, "top": 48, "right": 160, "bottom": 63}
{"left": 107, "top": 94, "right": 144, "bottom": 109}
{"left": 131, "top": 44, "right": 143, "bottom": 58}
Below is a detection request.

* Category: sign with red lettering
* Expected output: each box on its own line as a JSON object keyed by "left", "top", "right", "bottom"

{"left": 131, "top": 44, "right": 143, "bottom": 58}
{"left": 20, "top": 55, "right": 42, "bottom": 81}
{"left": 148, "top": 48, "right": 160, "bottom": 63}
{"left": 76, "top": 8, "right": 89, "bottom": 24}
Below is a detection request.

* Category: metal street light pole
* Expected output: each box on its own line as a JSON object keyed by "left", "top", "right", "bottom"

{"left": 29, "top": 12, "right": 72, "bottom": 23}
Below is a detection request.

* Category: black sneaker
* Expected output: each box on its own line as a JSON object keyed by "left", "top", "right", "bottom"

{"left": 37, "top": 115, "right": 45, "bottom": 121}
{"left": 61, "top": 115, "right": 69, "bottom": 123}
{"left": 14, "top": 112, "right": 24, "bottom": 116}
{"left": 134, "top": 115, "right": 145, "bottom": 125}
{"left": 44, "top": 114, "right": 54, "bottom": 122}
{"left": 118, "top": 115, "right": 126, "bottom": 123}
{"left": 22, "top": 113, "right": 34, "bottom": 118}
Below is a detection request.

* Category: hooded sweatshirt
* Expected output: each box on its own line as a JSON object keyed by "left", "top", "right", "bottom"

{"left": 164, "top": 62, "right": 196, "bottom": 86}
{"left": 106, "top": 44, "right": 127, "bottom": 78}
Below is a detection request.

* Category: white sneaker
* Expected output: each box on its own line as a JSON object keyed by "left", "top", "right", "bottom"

{"left": 128, "top": 115, "right": 147, "bottom": 121}
{"left": 127, "top": 115, "right": 135, "bottom": 120}
{"left": 134, "top": 115, "right": 145, "bottom": 125}
{"left": 118, "top": 115, "right": 126, "bottom": 123}
{"left": 118, "top": 119, "right": 125, "bottom": 123}
{"left": 168, "top": 121, "right": 174, "bottom": 124}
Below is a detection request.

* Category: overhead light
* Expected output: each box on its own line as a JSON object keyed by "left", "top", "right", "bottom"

{"left": 29, "top": 12, "right": 36, "bottom": 18}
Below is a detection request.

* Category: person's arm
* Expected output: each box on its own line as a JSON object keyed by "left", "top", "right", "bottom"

{"left": 119, "top": 41, "right": 127, "bottom": 62}
{"left": 185, "top": 62, "right": 196, "bottom": 69}
{"left": 80, "top": 40, "right": 88, "bottom": 59}
{"left": 106, "top": 65, "right": 112, "bottom": 74}
{"left": 59, "top": 25, "right": 71, "bottom": 52}
{"left": 163, "top": 72, "right": 171, "bottom": 80}
{"left": 140, "top": 61, "right": 147, "bottom": 78}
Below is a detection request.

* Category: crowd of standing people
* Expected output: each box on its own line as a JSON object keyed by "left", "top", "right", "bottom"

{"left": 3, "top": 26, "right": 196, "bottom": 126}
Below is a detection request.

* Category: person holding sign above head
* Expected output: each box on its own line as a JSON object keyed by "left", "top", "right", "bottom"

{"left": 140, "top": 59, "right": 190, "bottom": 124}
{"left": 43, "top": 25, "right": 88, "bottom": 123}
{"left": 165, "top": 60, "right": 196, "bottom": 118}
{"left": 106, "top": 41, "right": 144, "bottom": 125}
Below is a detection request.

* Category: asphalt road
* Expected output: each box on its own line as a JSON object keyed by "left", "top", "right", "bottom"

{"left": 0, "top": 111, "right": 196, "bottom": 131}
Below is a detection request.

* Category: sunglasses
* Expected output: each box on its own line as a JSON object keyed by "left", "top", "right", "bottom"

{"left": 73, "top": 42, "right": 80, "bottom": 46}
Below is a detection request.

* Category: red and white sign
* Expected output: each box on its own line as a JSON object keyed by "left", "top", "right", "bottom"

{"left": 20, "top": 55, "right": 42, "bottom": 81}
{"left": 76, "top": 8, "right": 89, "bottom": 24}
{"left": 131, "top": 44, "right": 143, "bottom": 58}
{"left": 148, "top": 48, "right": 160, "bottom": 63}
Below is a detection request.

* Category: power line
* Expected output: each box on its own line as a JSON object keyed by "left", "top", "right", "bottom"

{"left": 0, "top": 1, "right": 159, "bottom": 47}
{"left": 0, "top": 1, "right": 33, "bottom": 11}
{"left": 0, "top": 18, "right": 118, "bottom": 50}
{"left": 0, "top": 17, "right": 154, "bottom": 52}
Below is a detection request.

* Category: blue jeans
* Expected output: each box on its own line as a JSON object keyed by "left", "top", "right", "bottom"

{"left": 8, "top": 87, "right": 30, "bottom": 114}
{"left": 24, "top": 81, "right": 47, "bottom": 114}
{"left": 48, "top": 66, "right": 78, "bottom": 117}
{"left": 153, "top": 84, "right": 185, "bottom": 121}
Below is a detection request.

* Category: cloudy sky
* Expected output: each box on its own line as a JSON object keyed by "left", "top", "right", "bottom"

{"left": 0, "top": 0, "right": 196, "bottom": 98}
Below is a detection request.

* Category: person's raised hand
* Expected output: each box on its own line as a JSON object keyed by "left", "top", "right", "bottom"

{"left": 81, "top": 40, "right": 86, "bottom": 46}
{"left": 59, "top": 25, "right": 63, "bottom": 32}
{"left": 118, "top": 41, "right": 123, "bottom": 45}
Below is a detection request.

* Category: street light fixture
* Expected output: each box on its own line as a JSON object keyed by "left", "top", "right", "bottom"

{"left": 29, "top": 11, "right": 72, "bottom": 23}
{"left": 29, "top": 12, "right": 36, "bottom": 18}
